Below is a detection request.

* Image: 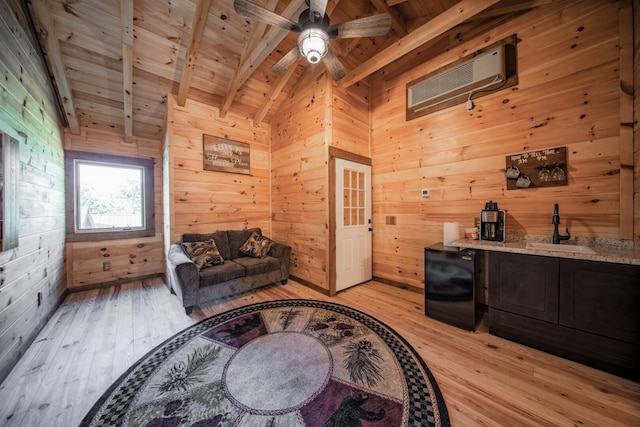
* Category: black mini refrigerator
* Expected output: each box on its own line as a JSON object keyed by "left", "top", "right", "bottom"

{"left": 424, "top": 243, "right": 476, "bottom": 331}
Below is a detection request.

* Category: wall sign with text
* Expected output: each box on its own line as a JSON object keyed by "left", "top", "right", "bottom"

{"left": 505, "top": 146, "right": 567, "bottom": 190}
{"left": 203, "top": 135, "right": 250, "bottom": 175}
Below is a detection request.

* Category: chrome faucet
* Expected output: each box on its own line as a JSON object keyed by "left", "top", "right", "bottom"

{"left": 552, "top": 203, "right": 570, "bottom": 244}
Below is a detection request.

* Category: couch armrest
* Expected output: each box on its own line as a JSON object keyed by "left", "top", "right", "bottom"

{"left": 167, "top": 244, "right": 200, "bottom": 309}
{"left": 269, "top": 241, "right": 291, "bottom": 281}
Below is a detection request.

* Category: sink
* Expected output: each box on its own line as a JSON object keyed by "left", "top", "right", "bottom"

{"left": 526, "top": 242, "right": 596, "bottom": 254}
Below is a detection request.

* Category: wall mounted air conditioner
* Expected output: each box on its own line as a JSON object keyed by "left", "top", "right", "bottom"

{"left": 408, "top": 45, "right": 506, "bottom": 113}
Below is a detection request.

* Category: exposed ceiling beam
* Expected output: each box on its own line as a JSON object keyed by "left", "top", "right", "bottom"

{"left": 31, "top": 0, "right": 80, "bottom": 134}
{"left": 221, "top": 0, "right": 279, "bottom": 120}
{"left": 369, "top": 0, "right": 407, "bottom": 36}
{"left": 219, "top": 0, "right": 307, "bottom": 118}
{"left": 386, "top": 0, "right": 407, "bottom": 6}
{"left": 338, "top": 0, "right": 501, "bottom": 88}
{"left": 471, "top": 0, "right": 554, "bottom": 20}
{"left": 254, "top": 59, "right": 302, "bottom": 124}
{"left": 177, "top": 0, "right": 213, "bottom": 107}
{"left": 120, "top": 0, "right": 133, "bottom": 142}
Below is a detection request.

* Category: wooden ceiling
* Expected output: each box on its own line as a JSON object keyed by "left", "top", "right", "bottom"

{"left": 26, "top": 0, "right": 549, "bottom": 142}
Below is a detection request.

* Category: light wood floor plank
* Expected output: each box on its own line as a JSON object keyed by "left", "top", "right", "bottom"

{"left": 0, "top": 277, "right": 638, "bottom": 427}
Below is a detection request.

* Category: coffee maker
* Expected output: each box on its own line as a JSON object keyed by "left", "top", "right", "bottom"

{"left": 480, "top": 201, "right": 506, "bottom": 242}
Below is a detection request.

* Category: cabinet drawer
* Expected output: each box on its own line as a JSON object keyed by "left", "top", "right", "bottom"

{"left": 489, "top": 252, "right": 559, "bottom": 323}
{"left": 559, "top": 259, "right": 640, "bottom": 344}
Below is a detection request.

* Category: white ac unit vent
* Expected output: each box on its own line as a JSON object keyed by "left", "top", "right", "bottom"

{"left": 408, "top": 45, "right": 506, "bottom": 112}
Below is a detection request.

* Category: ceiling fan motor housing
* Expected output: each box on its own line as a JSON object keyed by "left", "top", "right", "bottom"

{"left": 297, "top": 9, "right": 331, "bottom": 64}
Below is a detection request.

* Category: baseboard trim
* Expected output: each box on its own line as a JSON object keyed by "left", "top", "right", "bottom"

{"left": 372, "top": 276, "right": 423, "bottom": 294}
{"left": 65, "top": 273, "right": 165, "bottom": 295}
{"left": 289, "top": 275, "right": 330, "bottom": 296}
{"left": 291, "top": 275, "right": 423, "bottom": 296}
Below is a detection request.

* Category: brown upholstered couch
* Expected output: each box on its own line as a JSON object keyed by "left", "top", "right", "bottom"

{"left": 167, "top": 228, "right": 291, "bottom": 314}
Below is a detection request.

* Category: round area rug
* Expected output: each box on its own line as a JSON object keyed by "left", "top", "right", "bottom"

{"left": 81, "top": 299, "right": 450, "bottom": 427}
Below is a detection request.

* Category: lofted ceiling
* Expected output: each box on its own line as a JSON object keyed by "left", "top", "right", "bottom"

{"left": 26, "top": 0, "right": 550, "bottom": 142}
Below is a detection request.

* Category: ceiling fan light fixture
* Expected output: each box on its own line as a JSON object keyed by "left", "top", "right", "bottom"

{"left": 298, "top": 28, "right": 328, "bottom": 64}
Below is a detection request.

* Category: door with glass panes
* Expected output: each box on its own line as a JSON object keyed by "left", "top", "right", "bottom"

{"left": 335, "top": 158, "right": 372, "bottom": 291}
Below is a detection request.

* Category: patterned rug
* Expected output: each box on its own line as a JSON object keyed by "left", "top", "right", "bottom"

{"left": 81, "top": 299, "right": 450, "bottom": 426}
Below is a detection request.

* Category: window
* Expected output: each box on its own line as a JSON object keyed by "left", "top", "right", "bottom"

{"left": 65, "top": 151, "right": 154, "bottom": 242}
{"left": 343, "top": 169, "right": 365, "bottom": 227}
{"left": 0, "top": 132, "right": 19, "bottom": 251}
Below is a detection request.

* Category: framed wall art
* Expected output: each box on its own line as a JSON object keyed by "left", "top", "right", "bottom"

{"left": 203, "top": 135, "right": 250, "bottom": 175}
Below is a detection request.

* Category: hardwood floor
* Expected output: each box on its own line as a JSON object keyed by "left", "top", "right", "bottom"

{"left": 1, "top": 277, "right": 638, "bottom": 426}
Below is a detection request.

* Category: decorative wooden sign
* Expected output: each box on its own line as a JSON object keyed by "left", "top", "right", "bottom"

{"left": 505, "top": 146, "right": 567, "bottom": 190}
{"left": 203, "top": 135, "right": 250, "bottom": 175}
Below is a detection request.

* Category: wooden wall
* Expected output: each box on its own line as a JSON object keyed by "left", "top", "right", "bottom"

{"left": 271, "top": 67, "right": 371, "bottom": 293}
{"left": 0, "top": 0, "right": 65, "bottom": 382}
{"left": 63, "top": 130, "right": 164, "bottom": 289}
{"left": 271, "top": 70, "right": 330, "bottom": 289}
{"left": 370, "top": 0, "right": 632, "bottom": 290}
{"left": 164, "top": 95, "right": 271, "bottom": 246}
{"left": 634, "top": 0, "right": 640, "bottom": 248}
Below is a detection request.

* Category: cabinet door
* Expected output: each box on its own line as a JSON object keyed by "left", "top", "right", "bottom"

{"left": 489, "top": 252, "right": 559, "bottom": 323}
{"left": 559, "top": 259, "right": 640, "bottom": 344}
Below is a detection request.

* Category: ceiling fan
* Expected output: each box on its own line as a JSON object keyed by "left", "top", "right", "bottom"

{"left": 233, "top": 0, "right": 392, "bottom": 80}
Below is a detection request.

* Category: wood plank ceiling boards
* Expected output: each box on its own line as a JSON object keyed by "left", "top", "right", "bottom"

{"left": 27, "top": 0, "right": 545, "bottom": 139}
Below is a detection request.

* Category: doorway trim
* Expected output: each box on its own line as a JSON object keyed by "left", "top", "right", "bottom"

{"left": 328, "top": 146, "right": 372, "bottom": 295}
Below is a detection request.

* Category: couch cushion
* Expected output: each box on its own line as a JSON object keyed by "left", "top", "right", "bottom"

{"left": 239, "top": 231, "right": 274, "bottom": 258}
{"left": 181, "top": 240, "right": 224, "bottom": 270}
{"left": 227, "top": 228, "right": 261, "bottom": 258}
{"left": 199, "top": 261, "right": 245, "bottom": 287}
{"left": 233, "top": 256, "right": 280, "bottom": 276}
{"left": 181, "top": 231, "right": 231, "bottom": 260}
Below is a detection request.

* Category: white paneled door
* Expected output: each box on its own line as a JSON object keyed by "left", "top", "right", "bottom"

{"left": 335, "top": 158, "right": 372, "bottom": 291}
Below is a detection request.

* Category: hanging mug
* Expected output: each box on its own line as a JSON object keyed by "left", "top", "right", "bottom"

{"left": 516, "top": 174, "right": 531, "bottom": 188}
{"left": 505, "top": 164, "right": 520, "bottom": 179}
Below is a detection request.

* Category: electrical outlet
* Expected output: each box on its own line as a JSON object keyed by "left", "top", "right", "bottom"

{"left": 103, "top": 262, "right": 111, "bottom": 271}
{"left": 421, "top": 188, "right": 431, "bottom": 198}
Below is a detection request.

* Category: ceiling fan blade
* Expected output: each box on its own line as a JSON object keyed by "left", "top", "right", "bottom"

{"left": 308, "top": 0, "right": 328, "bottom": 22}
{"left": 327, "top": 14, "right": 392, "bottom": 39}
{"left": 234, "top": 0, "right": 301, "bottom": 32}
{"left": 323, "top": 50, "right": 347, "bottom": 80}
{"left": 271, "top": 46, "right": 301, "bottom": 74}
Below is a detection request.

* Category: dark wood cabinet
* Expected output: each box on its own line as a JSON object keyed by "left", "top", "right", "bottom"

{"left": 489, "top": 251, "right": 640, "bottom": 381}
{"left": 559, "top": 259, "right": 640, "bottom": 344}
{"left": 489, "top": 252, "right": 558, "bottom": 323}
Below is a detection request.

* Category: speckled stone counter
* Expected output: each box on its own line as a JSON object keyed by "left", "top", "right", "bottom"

{"left": 450, "top": 237, "right": 640, "bottom": 266}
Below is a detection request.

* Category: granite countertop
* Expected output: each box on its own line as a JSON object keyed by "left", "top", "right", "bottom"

{"left": 450, "top": 237, "right": 640, "bottom": 266}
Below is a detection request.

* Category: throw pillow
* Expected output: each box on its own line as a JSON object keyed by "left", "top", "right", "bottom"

{"left": 182, "top": 240, "right": 224, "bottom": 270}
{"left": 239, "top": 231, "right": 274, "bottom": 258}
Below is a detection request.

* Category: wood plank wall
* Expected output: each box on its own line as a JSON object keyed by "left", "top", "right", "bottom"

{"left": 331, "top": 77, "right": 371, "bottom": 159}
{"left": 370, "top": 0, "right": 632, "bottom": 290}
{"left": 270, "top": 68, "right": 371, "bottom": 293}
{"left": 0, "top": 0, "right": 66, "bottom": 383}
{"left": 63, "top": 130, "right": 164, "bottom": 289}
{"left": 634, "top": 0, "right": 640, "bottom": 248}
{"left": 271, "top": 70, "right": 330, "bottom": 290}
{"left": 164, "top": 95, "right": 271, "bottom": 245}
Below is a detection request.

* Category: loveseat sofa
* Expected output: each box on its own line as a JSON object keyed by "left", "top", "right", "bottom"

{"left": 167, "top": 228, "right": 291, "bottom": 314}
